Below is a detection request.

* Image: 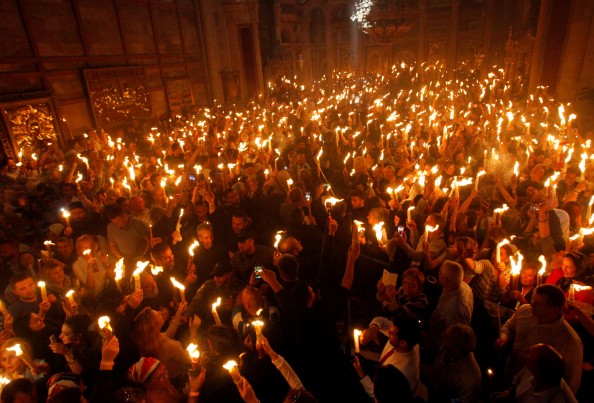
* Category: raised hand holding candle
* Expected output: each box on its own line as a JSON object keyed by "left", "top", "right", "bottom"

{"left": 98, "top": 316, "right": 113, "bottom": 340}
{"left": 38, "top": 281, "right": 48, "bottom": 302}
{"left": 212, "top": 297, "right": 222, "bottom": 325}
{"left": 173, "top": 209, "right": 184, "bottom": 245}
{"left": 187, "top": 343, "right": 200, "bottom": 370}
{"left": 223, "top": 360, "right": 240, "bottom": 383}
{"left": 170, "top": 277, "right": 186, "bottom": 303}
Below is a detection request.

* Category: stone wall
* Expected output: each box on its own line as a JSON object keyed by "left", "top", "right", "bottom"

{"left": 0, "top": 0, "right": 210, "bottom": 137}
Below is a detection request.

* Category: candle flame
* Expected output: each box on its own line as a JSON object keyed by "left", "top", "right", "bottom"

{"left": 6, "top": 344, "right": 23, "bottom": 356}
{"left": 188, "top": 240, "right": 200, "bottom": 256}
{"left": 571, "top": 283, "right": 592, "bottom": 292}
{"left": 212, "top": 297, "right": 221, "bottom": 310}
{"left": 151, "top": 266, "right": 163, "bottom": 275}
{"left": 223, "top": 360, "right": 238, "bottom": 371}
{"left": 97, "top": 316, "right": 111, "bottom": 330}
{"left": 170, "top": 277, "right": 185, "bottom": 291}
{"left": 114, "top": 258, "right": 124, "bottom": 281}
{"left": 187, "top": 343, "right": 200, "bottom": 360}
{"left": 373, "top": 222, "right": 385, "bottom": 243}
{"left": 538, "top": 255, "right": 547, "bottom": 276}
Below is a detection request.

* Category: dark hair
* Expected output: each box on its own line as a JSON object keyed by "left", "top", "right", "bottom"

{"left": 231, "top": 210, "right": 250, "bottom": 221}
{"left": 374, "top": 365, "right": 411, "bottom": 403}
{"left": 390, "top": 315, "right": 421, "bottom": 348}
{"left": 64, "top": 314, "right": 93, "bottom": 339}
{"left": 9, "top": 271, "right": 33, "bottom": 289}
{"left": 534, "top": 284, "right": 566, "bottom": 309}
{"left": 104, "top": 204, "right": 126, "bottom": 220}
{"left": 563, "top": 252, "right": 589, "bottom": 279}
{"left": 206, "top": 325, "right": 243, "bottom": 360}
{"left": 47, "top": 388, "right": 82, "bottom": 403}
{"left": 0, "top": 378, "right": 34, "bottom": 403}
{"left": 150, "top": 241, "right": 171, "bottom": 259}
{"left": 277, "top": 254, "right": 299, "bottom": 281}
{"left": 349, "top": 189, "right": 365, "bottom": 200}
{"left": 529, "top": 344, "right": 565, "bottom": 385}
{"left": 112, "top": 386, "right": 147, "bottom": 403}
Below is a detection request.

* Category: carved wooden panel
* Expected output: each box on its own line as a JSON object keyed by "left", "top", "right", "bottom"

{"left": 0, "top": 94, "right": 66, "bottom": 164}
{"left": 165, "top": 78, "right": 194, "bottom": 115}
{"left": 84, "top": 66, "right": 151, "bottom": 128}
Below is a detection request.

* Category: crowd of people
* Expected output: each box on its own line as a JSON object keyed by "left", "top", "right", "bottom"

{"left": 0, "top": 62, "right": 593, "bottom": 402}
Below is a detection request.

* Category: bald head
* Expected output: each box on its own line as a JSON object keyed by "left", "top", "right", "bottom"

{"left": 439, "top": 260, "right": 464, "bottom": 289}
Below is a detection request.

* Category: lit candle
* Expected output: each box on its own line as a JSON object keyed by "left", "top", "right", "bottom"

{"left": 38, "top": 281, "right": 48, "bottom": 302}
{"left": 569, "top": 284, "right": 576, "bottom": 303}
{"left": 223, "top": 360, "right": 240, "bottom": 383}
{"left": 114, "top": 258, "right": 124, "bottom": 290}
{"left": 508, "top": 252, "right": 522, "bottom": 291}
{"left": 475, "top": 170, "right": 486, "bottom": 190}
{"left": 66, "top": 289, "right": 76, "bottom": 306}
{"left": 187, "top": 343, "right": 200, "bottom": 370}
{"left": 424, "top": 224, "right": 439, "bottom": 243}
{"left": 286, "top": 178, "right": 293, "bottom": 190}
{"left": 212, "top": 297, "right": 222, "bottom": 325}
{"left": 170, "top": 277, "right": 186, "bottom": 303}
{"left": 97, "top": 316, "right": 113, "bottom": 339}
{"left": 537, "top": 255, "right": 546, "bottom": 286}
{"left": 62, "top": 209, "right": 70, "bottom": 227}
{"left": 173, "top": 209, "right": 184, "bottom": 245}
{"left": 353, "top": 329, "right": 361, "bottom": 354}
{"left": 133, "top": 261, "right": 149, "bottom": 291}
{"left": 44, "top": 240, "right": 54, "bottom": 257}
{"left": 496, "top": 239, "right": 510, "bottom": 264}
{"left": 373, "top": 222, "right": 385, "bottom": 245}
{"left": 188, "top": 240, "right": 199, "bottom": 271}
{"left": 274, "top": 231, "right": 283, "bottom": 249}
{"left": 407, "top": 206, "right": 415, "bottom": 223}
{"left": 149, "top": 224, "right": 153, "bottom": 246}
{"left": 386, "top": 187, "right": 395, "bottom": 201}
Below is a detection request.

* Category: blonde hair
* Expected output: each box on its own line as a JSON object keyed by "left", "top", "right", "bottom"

{"left": 75, "top": 234, "right": 98, "bottom": 256}
{"left": 0, "top": 338, "right": 33, "bottom": 373}
{"left": 133, "top": 308, "right": 163, "bottom": 357}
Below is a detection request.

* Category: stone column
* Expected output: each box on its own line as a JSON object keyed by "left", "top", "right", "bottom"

{"left": 555, "top": 0, "right": 594, "bottom": 101}
{"left": 325, "top": 6, "right": 335, "bottom": 78}
{"left": 528, "top": 0, "right": 553, "bottom": 93}
{"left": 418, "top": 0, "right": 428, "bottom": 66}
{"left": 447, "top": 0, "right": 460, "bottom": 78}
{"left": 481, "top": 0, "right": 496, "bottom": 79}
{"left": 198, "top": 0, "right": 223, "bottom": 101}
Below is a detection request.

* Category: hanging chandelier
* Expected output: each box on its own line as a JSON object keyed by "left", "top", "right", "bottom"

{"left": 351, "top": 0, "right": 419, "bottom": 42}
